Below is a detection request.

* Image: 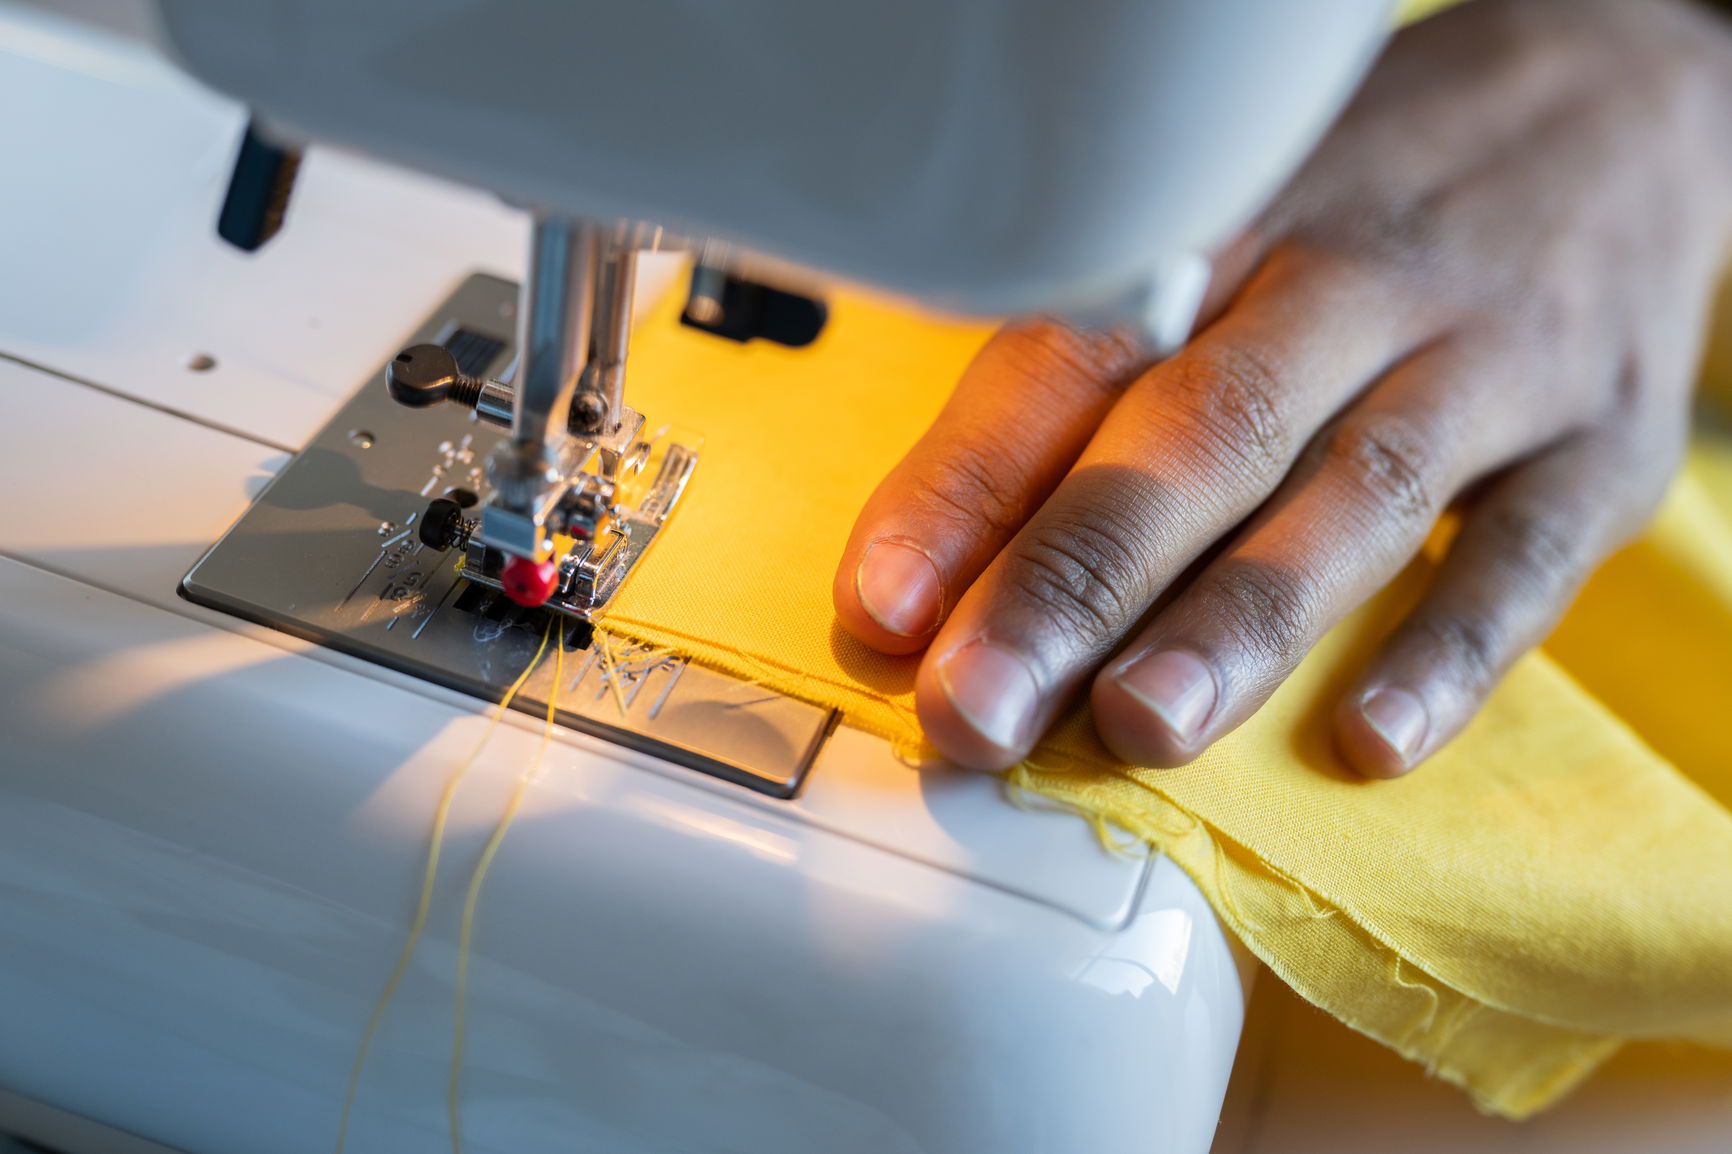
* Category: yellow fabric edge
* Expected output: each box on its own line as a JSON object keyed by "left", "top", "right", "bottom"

{"left": 595, "top": 617, "right": 931, "bottom": 757}
{"left": 590, "top": 228, "right": 1732, "bottom": 1121}
{"left": 598, "top": 616, "right": 1616, "bottom": 1120}
{"left": 1007, "top": 765, "right": 1621, "bottom": 1120}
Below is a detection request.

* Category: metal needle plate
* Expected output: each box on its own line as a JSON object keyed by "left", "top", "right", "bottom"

{"left": 181, "top": 274, "right": 836, "bottom": 797}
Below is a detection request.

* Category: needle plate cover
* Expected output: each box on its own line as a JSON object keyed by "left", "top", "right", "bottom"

{"left": 181, "top": 274, "right": 836, "bottom": 797}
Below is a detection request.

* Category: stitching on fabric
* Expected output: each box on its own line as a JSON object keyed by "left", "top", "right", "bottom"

{"left": 599, "top": 616, "right": 923, "bottom": 735}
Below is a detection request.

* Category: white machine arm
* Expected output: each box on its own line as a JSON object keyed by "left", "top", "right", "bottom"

{"left": 154, "top": 0, "right": 1394, "bottom": 600}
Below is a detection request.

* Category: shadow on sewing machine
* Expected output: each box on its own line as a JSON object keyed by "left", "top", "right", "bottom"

{"left": 255, "top": 447, "right": 404, "bottom": 524}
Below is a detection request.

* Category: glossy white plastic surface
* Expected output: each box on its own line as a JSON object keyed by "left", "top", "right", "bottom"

{"left": 0, "top": 3, "right": 525, "bottom": 449}
{"left": 0, "top": 552, "right": 1247, "bottom": 1154}
{"left": 156, "top": 0, "right": 1393, "bottom": 316}
{"left": 0, "top": 9, "right": 1251, "bottom": 1152}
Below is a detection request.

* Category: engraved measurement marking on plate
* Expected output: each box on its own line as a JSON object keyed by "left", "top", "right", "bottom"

{"left": 181, "top": 275, "right": 831, "bottom": 798}
{"left": 421, "top": 433, "right": 481, "bottom": 497}
{"left": 342, "top": 511, "right": 424, "bottom": 612}
{"left": 572, "top": 642, "right": 687, "bottom": 719}
{"left": 360, "top": 536, "right": 429, "bottom": 625}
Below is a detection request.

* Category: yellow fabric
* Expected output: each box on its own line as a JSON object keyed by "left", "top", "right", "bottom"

{"left": 600, "top": 290, "right": 1732, "bottom": 1120}
{"left": 1396, "top": 0, "right": 1472, "bottom": 24}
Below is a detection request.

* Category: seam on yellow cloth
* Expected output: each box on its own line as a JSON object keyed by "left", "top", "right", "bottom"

{"left": 598, "top": 615, "right": 929, "bottom": 758}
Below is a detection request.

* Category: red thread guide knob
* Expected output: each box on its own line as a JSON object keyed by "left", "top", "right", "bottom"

{"left": 500, "top": 555, "right": 559, "bottom": 607}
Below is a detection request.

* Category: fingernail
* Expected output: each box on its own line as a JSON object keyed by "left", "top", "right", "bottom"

{"left": 1360, "top": 687, "right": 1429, "bottom": 766}
{"left": 856, "top": 541, "right": 942, "bottom": 638}
{"left": 936, "top": 640, "right": 1039, "bottom": 752}
{"left": 1114, "top": 650, "right": 1217, "bottom": 745}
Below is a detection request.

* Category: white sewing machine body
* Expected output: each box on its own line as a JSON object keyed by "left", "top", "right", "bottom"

{"left": 0, "top": 9, "right": 1254, "bottom": 1153}
{"left": 156, "top": 0, "right": 1395, "bottom": 318}
{"left": 151, "top": 0, "right": 1397, "bottom": 600}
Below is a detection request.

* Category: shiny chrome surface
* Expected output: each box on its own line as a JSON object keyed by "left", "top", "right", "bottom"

{"left": 509, "top": 216, "right": 595, "bottom": 468}
{"left": 180, "top": 274, "right": 832, "bottom": 797}
{"left": 575, "top": 228, "right": 638, "bottom": 439}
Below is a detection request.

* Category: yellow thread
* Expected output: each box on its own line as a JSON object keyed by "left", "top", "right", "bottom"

{"left": 334, "top": 625, "right": 553, "bottom": 1154}
{"left": 594, "top": 629, "right": 631, "bottom": 719}
{"left": 447, "top": 635, "right": 565, "bottom": 1154}
{"left": 1003, "top": 763, "right": 1150, "bottom": 858}
{"left": 602, "top": 619, "right": 864, "bottom": 699}
{"left": 587, "top": 631, "right": 683, "bottom": 718}
{"left": 1389, "top": 954, "right": 1443, "bottom": 1042}
{"left": 599, "top": 618, "right": 926, "bottom": 735}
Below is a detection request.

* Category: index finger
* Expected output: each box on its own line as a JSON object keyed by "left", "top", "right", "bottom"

{"left": 834, "top": 318, "right": 1152, "bottom": 654}
{"left": 916, "top": 250, "right": 1433, "bottom": 769}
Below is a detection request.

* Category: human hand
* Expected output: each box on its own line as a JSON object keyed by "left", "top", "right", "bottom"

{"left": 833, "top": 0, "right": 1732, "bottom": 776}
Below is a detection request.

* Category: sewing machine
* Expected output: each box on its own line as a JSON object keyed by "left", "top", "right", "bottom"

{"left": 0, "top": 2, "right": 1392, "bottom": 1151}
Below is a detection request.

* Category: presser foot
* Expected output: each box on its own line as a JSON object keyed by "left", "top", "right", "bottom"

{"left": 419, "top": 427, "right": 699, "bottom": 623}
{"left": 180, "top": 274, "right": 834, "bottom": 798}
{"left": 383, "top": 330, "right": 697, "bottom": 620}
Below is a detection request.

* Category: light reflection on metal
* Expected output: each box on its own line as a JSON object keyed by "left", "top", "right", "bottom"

{"left": 181, "top": 275, "right": 836, "bottom": 798}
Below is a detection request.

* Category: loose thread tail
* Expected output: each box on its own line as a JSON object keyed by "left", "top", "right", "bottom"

{"left": 334, "top": 625, "right": 553, "bottom": 1154}
{"left": 1003, "top": 762, "right": 1150, "bottom": 859}
{"left": 447, "top": 635, "right": 564, "bottom": 1154}
{"left": 593, "top": 629, "right": 630, "bottom": 718}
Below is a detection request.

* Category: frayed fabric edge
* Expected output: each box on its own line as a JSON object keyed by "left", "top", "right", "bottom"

{"left": 1009, "top": 763, "right": 1622, "bottom": 1120}
{"left": 595, "top": 616, "right": 1621, "bottom": 1120}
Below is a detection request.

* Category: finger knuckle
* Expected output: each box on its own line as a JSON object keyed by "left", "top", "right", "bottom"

{"left": 1416, "top": 611, "right": 1506, "bottom": 692}
{"left": 1477, "top": 502, "right": 1583, "bottom": 594}
{"left": 1507, "top": 280, "right": 1583, "bottom": 354}
{"left": 1314, "top": 203, "right": 1446, "bottom": 281}
{"left": 1325, "top": 414, "right": 1442, "bottom": 521}
{"left": 1581, "top": 424, "right": 1683, "bottom": 552}
{"left": 1198, "top": 559, "right": 1317, "bottom": 666}
{"left": 994, "top": 318, "right": 1145, "bottom": 402}
{"left": 1163, "top": 342, "right": 1296, "bottom": 482}
{"left": 1603, "top": 353, "right": 1646, "bottom": 422}
{"left": 1012, "top": 513, "right": 1148, "bottom": 641}
{"left": 917, "top": 435, "right": 1029, "bottom": 539}
{"left": 1630, "top": 421, "right": 1689, "bottom": 513}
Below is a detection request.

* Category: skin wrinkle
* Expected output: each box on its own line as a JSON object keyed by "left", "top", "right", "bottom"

{"left": 913, "top": 433, "right": 1036, "bottom": 542}
{"left": 982, "top": 319, "right": 1151, "bottom": 416}
{"left": 842, "top": 0, "right": 1732, "bottom": 775}
{"left": 1013, "top": 511, "right": 1149, "bottom": 641}
{"left": 1185, "top": 559, "right": 1323, "bottom": 680}
{"left": 1415, "top": 610, "right": 1509, "bottom": 700}
{"left": 1089, "top": 302, "right": 1411, "bottom": 553}
{"left": 1016, "top": 319, "right": 1152, "bottom": 395}
{"left": 1324, "top": 412, "right": 1446, "bottom": 525}
{"left": 1011, "top": 544, "right": 1124, "bottom": 645}
{"left": 1159, "top": 342, "right": 1301, "bottom": 484}
{"left": 1473, "top": 500, "right": 1586, "bottom": 597}
{"left": 979, "top": 467, "right": 1190, "bottom": 660}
